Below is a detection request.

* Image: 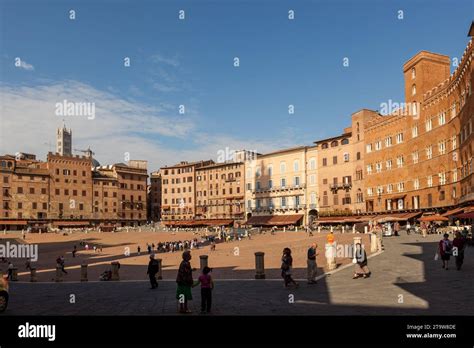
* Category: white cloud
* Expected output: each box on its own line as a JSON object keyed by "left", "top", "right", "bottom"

{"left": 150, "top": 54, "right": 180, "bottom": 67}
{"left": 19, "top": 60, "right": 34, "bottom": 71}
{"left": 0, "top": 80, "right": 287, "bottom": 172}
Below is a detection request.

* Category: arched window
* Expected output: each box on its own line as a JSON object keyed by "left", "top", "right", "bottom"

{"left": 411, "top": 67, "right": 416, "bottom": 79}
{"left": 341, "top": 138, "right": 349, "bottom": 145}
{"left": 412, "top": 84, "right": 416, "bottom": 96}
{"left": 331, "top": 140, "right": 338, "bottom": 147}
{"left": 293, "top": 160, "right": 299, "bottom": 172}
{"left": 321, "top": 143, "right": 328, "bottom": 149}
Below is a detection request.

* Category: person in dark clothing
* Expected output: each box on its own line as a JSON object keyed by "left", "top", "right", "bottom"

{"left": 353, "top": 244, "right": 371, "bottom": 279}
{"left": 453, "top": 231, "right": 466, "bottom": 271}
{"left": 281, "top": 248, "right": 298, "bottom": 288}
{"left": 176, "top": 251, "right": 194, "bottom": 313}
{"left": 193, "top": 266, "right": 214, "bottom": 314}
{"left": 147, "top": 254, "right": 159, "bottom": 289}
{"left": 72, "top": 245, "right": 77, "bottom": 258}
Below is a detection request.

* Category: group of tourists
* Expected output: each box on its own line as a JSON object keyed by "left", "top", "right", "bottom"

{"left": 438, "top": 231, "right": 468, "bottom": 270}
{"left": 142, "top": 239, "right": 201, "bottom": 255}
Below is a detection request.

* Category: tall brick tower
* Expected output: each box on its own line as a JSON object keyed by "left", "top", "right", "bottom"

{"left": 402, "top": 51, "right": 450, "bottom": 106}
{"left": 56, "top": 122, "right": 72, "bottom": 156}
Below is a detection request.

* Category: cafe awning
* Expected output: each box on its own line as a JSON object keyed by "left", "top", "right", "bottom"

{"left": 453, "top": 211, "right": 474, "bottom": 219}
{"left": 442, "top": 207, "right": 465, "bottom": 217}
{"left": 246, "top": 214, "right": 303, "bottom": 226}
{"left": 53, "top": 221, "right": 91, "bottom": 227}
{"left": 0, "top": 220, "right": 28, "bottom": 225}
{"left": 418, "top": 215, "right": 449, "bottom": 222}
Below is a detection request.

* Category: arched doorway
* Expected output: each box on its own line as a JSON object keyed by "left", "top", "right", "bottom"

{"left": 308, "top": 209, "right": 318, "bottom": 226}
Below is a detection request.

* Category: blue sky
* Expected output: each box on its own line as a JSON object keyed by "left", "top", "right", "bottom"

{"left": 0, "top": 0, "right": 473, "bottom": 170}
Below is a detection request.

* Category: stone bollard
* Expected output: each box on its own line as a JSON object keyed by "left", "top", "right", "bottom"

{"left": 364, "top": 226, "right": 368, "bottom": 234}
{"left": 81, "top": 264, "right": 88, "bottom": 282}
{"left": 55, "top": 266, "right": 63, "bottom": 282}
{"left": 30, "top": 267, "right": 37, "bottom": 282}
{"left": 352, "top": 225, "right": 356, "bottom": 233}
{"left": 111, "top": 262, "right": 120, "bottom": 281}
{"left": 318, "top": 226, "right": 321, "bottom": 233}
{"left": 342, "top": 226, "right": 345, "bottom": 234}
{"left": 199, "top": 255, "right": 209, "bottom": 271}
{"left": 296, "top": 226, "right": 298, "bottom": 232}
{"left": 254, "top": 252, "right": 265, "bottom": 279}
{"left": 325, "top": 243, "right": 337, "bottom": 271}
{"left": 11, "top": 267, "right": 18, "bottom": 281}
{"left": 156, "top": 258, "right": 163, "bottom": 280}
{"left": 370, "top": 233, "right": 378, "bottom": 253}
{"left": 330, "top": 226, "right": 333, "bottom": 233}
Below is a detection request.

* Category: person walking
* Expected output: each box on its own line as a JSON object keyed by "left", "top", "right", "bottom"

{"left": 452, "top": 231, "right": 466, "bottom": 271}
{"left": 353, "top": 244, "right": 371, "bottom": 279}
{"left": 193, "top": 266, "right": 214, "bottom": 314}
{"left": 137, "top": 246, "right": 141, "bottom": 255}
{"left": 281, "top": 248, "right": 298, "bottom": 288}
{"left": 421, "top": 221, "right": 427, "bottom": 238}
{"left": 176, "top": 251, "right": 194, "bottom": 313}
{"left": 72, "top": 245, "right": 77, "bottom": 258}
{"left": 394, "top": 222, "right": 400, "bottom": 237}
{"left": 25, "top": 258, "right": 31, "bottom": 271}
{"left": 57, "top": 256, "right": 68, "bottom": 274}
{"left": 7, "top": 262, "right": 13, "bottom": 280}
{"left": 438, "top": 233, "right": 453, "bottom": 270}
{"left": 307, "top": 243, "right": 318, "bottom": 284}
{"left": 147, "top": 254, "right": 159, "bottom": 289}
{"left": 406, "top": 221, "right": 411, "bottom": 235}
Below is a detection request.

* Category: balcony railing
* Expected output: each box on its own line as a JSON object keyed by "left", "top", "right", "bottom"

{"left": 254, "top": 183, "right": 306, "bottom": 194}
{"left": 251, "top": 204, "right": 306, "bottom": 212}
{"left": 330, "top": 182, "right": 352, "bottom": 191}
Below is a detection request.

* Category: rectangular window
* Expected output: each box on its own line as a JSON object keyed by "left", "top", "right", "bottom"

{"left": 332, "top": 156, "right": 337, "bottom": 165}
{"left": 397, "top": 156, "right": 404, "bottom": 168}
{"left": 427, "top": 176, "right": 433, "bottom": 187}
{"left": 426, "top": 118, "right": 432, "bottom": 132}
{"left": 438, "top": 141, "right": 446, "bottom": 155}
{"left": 294, "top": 176, "right": 300, "bottom": 186}
{"left": 375, "top": 141, "right": 382, "bottom": 151}
{"left": 426, "top": 146, "right": 433, "bottom": 159}
{"left": 438, "top": 112, "right": 446, "bottom": 125}
{"left": 396, "top": 132, "right": 404, "bottom": 144}
{"left": 414, "top": 178, "right": 420, "bottom": 190}
{"left": 366, "top": 165, "right": 372, "bottom": 175}
{"left": 322, "top": 158, "right": 327, "bottom": 166}
{"left": 343, "top": 153, "right": 349, "bottom": 162}
{"left": 412, "top": 126, "right": 418, "bottom": 138}
{"left": 412, "top": 151, "right": 419, "bottom": 164}
{"left": 366, "top": 144, "right": 372, "bottom": 153}
{"left": 386, "top": 160, "right": 392, "bottom": 170}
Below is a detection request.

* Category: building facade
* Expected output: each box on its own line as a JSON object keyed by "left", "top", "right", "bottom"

{"left": 244, "top": 146, "right": 319, "bottom": 226}
{"left": 315, "top": 109, "right": 379, "bottom": 216}
{"left": 160, "top": 160, "right": 213, "bottom": 222}
{"left": 364, "top": 32, "right": 473, "bottom": 213}
{"left": 0, "top": 128, "right": 149, "bottom": 229}
{"left": 195, "top": 161, "right": 245, "bottom": 223}
{"left": 149, "top": 171, "right": 162, "bottom": 221}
